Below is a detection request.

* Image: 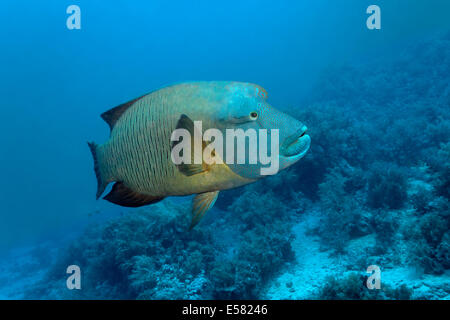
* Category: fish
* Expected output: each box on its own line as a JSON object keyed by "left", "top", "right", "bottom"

{"left": 88, "top": 81, "right": 310, "bottom": 228}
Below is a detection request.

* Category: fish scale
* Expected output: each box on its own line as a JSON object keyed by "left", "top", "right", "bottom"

{"left": 110, "top": 94, "right": 175, "bottom": 195}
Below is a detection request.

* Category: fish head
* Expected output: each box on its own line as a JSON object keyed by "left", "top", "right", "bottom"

{"left": 214, "top": 82, "right": 310, "bottom": 179}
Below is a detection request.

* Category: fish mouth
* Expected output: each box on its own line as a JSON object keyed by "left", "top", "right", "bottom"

{"left": 280, "top": 126, "right": 311, "bottom": 159}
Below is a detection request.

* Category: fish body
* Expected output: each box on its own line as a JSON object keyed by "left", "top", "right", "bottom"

{"left": 95, "top": 83, "right": 253, "bottom": 197}
{"left": 88, "top": 81, "right": 310, "bottom": 228}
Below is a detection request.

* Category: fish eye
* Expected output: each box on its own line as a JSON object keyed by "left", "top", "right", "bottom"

{"left": 250, "top": 111, "right": 258, "bottom": 120}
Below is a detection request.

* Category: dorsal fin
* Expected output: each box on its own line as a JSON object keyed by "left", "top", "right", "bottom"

{"left": 101, "top": 94, "right": 146, "bottom": 131}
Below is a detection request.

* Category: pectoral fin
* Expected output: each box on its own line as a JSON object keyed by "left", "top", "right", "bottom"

{"left": 189, "top": 191, "right": 219, "bottom": 229}
{"left": 172, "top": 114, "right": 209, "bottom": 176}
{"left": 178, "top": 164, "right": 204, "bottom": 176}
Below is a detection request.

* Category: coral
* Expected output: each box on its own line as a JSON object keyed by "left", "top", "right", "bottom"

{"left": 406, "top": 193, "right": 450, "bottom": 275}
{"left": 25, "top": 188, "right": 296, "bottom": 300}
{"left": 411, "top": 212, "right": 450, "bottom": 275}
{"left": 431, "top": 142, "right": 450, "bottom": 200}
{"left": 24, "top": 201, "right": 218, "bottom": 299}
{"left": 316, "top": 272, "right": 413, "bottom": 300}
{"left": 370, "top": 210, "right": 399, "bottom": 253}
{"left": 208, "top": 190, "right": 296, "bottom": 299}
{"left": 436, "top": 232, "right": 450, "bottom": 270}
{"left": 366, "top": 163, "right": 408, "bottom": 210}
{"left": 316, "top": 167, "right": 371, "bottom": 253}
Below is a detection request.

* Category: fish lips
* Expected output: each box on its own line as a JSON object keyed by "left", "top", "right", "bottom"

{"left": 280, "top": 127, "right": 311, "bottom": 159}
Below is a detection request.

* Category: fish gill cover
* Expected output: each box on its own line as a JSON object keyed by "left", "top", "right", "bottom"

{"left": 0, "top": 1, "right": 449, "bottom": 300}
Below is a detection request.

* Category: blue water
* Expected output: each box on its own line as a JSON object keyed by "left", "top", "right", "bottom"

{"left": 0, "top": 0, "right": 449, "bottom": 299}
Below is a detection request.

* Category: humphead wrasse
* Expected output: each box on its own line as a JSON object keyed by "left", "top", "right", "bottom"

{"left": 88, "top": 81, "right": 310, "bottom": 228}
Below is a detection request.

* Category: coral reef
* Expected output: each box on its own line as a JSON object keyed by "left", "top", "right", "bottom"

{"left": 22, "top": 34, "right": 450, "bottom": 300}
{"left": 316, "top": 272, "right": 413, "bottom": 300}
{"left": 25, "top": 190, "right": 296, "bottom": 300}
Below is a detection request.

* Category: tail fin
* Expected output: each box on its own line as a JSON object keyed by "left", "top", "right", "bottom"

{"left": 87, "top": 142, "right": 108, "bottom": 199}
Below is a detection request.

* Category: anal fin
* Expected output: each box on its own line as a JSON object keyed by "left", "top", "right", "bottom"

{"left": 104, "top": 182, "right": 164, "bottom": 207}
{"left": 189, "top": 191, "right": 219, "bottom": 230}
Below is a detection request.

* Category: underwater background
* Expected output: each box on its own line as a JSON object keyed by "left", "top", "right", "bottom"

{"left": 0, "top": 0, "right": 449, "bottom": 299}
